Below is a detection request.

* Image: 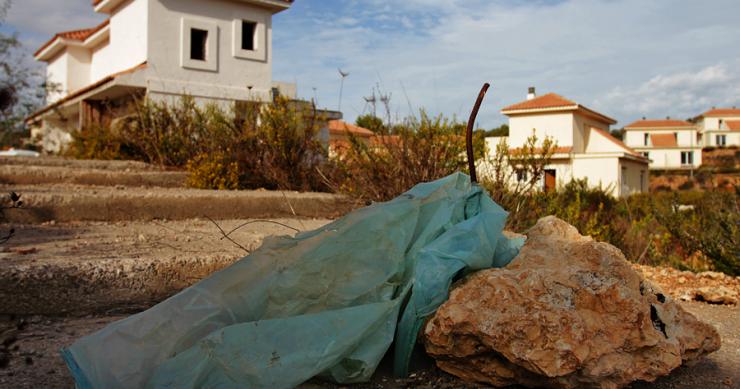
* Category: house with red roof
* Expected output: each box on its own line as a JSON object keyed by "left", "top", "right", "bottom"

{"left": 623, "top": 119, "right": 702, "bottom": 170}
{"left": 27, "top": 0, "right": 294, "bottom": 153}
{"left": 487, "top": 87, "right": 649, "bottom": 197}
{"left": 695, "top": 107, "right": 740, "bottom": 148}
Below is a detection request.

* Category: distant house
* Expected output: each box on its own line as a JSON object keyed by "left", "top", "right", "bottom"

{"left": 318, "top": 120, "right": 375, "bottom": 157}
{"left": 623, "top": 119, "right": 702, "bottom": 170}
{"left": 487, "top": 88, "right": 649, "bottom": 197}
{"left": 26, "top": 0, "right": 295, "bottom": 153}
{"left": 694, "top": 108, "right": 740, "bottom": 148}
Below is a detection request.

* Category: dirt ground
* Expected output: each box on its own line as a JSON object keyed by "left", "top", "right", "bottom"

{"left": 0, "top": 302, "right": 736, "bottom": 389}
{"left": 0, "top": 219, "right": 736, "bottom": 388}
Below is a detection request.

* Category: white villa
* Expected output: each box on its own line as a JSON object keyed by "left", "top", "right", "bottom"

{"left": 486, "top": 88, "right": 649, "bottom": 197}
{"left": 623, "top": 108, "right": 740, "bottom": 170}
{"left": 623, "top": 119, "right": 702, "bottom": 170}
{"left": 27, "top": 0, "right": 295, "bottom": 153}
{"left": 695, "top": 108, "right": 740, "bottom": 148}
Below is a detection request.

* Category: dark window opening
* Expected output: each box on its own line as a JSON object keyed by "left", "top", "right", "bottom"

{"left": 190, "top": 28, "right": 208, "bottom": 61}
{"left": 643, "top": 133, "right": 649, "bottom": 146}
{"left": 241, "top": 21, "right": 257, "bottom": 51}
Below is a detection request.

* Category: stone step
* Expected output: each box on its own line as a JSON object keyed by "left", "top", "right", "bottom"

{"left": 1, "top": 184, "right": 355, "bottom": 223}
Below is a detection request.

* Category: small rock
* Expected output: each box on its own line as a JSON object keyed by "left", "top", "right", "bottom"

{"left": 677, "top": 276, "right": 687, "bottom": 284}
{"left": 694, "top": 286, "right": 738, "bottom": 305}
{"left": 699, "top": 271, "right": 725, "bottom": 280}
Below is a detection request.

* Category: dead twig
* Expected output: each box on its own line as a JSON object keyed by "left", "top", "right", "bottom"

{"left": 221, "top": 219, "right": 300, "bottom": 240}
{"left": 465, "top": 83, "right": 490, "bottom": 183}
{"left": 280, "top": 191, "right": 306, "bottom": 230}
{"left": 205, "top": 216, "right": 250, "bottom": 254}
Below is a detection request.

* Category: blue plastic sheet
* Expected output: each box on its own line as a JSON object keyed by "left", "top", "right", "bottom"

{"left": 62, "top": 173, "right": 523, "bottom": 388}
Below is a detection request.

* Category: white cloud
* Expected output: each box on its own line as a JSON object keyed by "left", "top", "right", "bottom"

{"left": 273, "top": 0, "right": 740, "bottom": 127}
{"left": 5, "top": 0, "right": 105, "bottom": 50}
{"left": 5, "top": 0, "right": 740, "bottom": 129}
{"left": 595, "top": 63, "right": 740, "bottom": 124}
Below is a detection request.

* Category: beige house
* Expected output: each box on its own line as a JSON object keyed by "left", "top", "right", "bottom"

{"left": 27, "top": 0, "right": 295, "bottom": 153}
{"left": 623, "top": 119, "right": 702, "bottom": 170}
{"left": 485, "top": 88, "right": 649, "bottom": 197}
{"left": 695, "top": 108, "right": 740, "bottom": 147}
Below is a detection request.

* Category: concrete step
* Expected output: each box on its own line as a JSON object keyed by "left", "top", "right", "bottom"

{"left": 0, "top": 164, "right": 187, "bottom": 188}
{"left": 1, "top": 184, "right": 355, "bottom": 223}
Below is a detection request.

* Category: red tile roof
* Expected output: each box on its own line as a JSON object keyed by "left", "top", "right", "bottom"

{"left": 726, "top": 121, "right": 740, "bottom": 131}
{"left": 624, "top": 119, "right": 693, "bottom": 129}
{"left": 327, "top": 120, "right": 375, "bottom": 137}
{"left": 501, "top": 93, "right": 577, "bottom": 112}
{"left": 650, "top": 133, "right": 678, "bottom": 147}
{"left": 34, "top": 19, "right": 110, "bottom": 57}
{"left": 501, "top": 92, "right": 616, "bottom": 124}
{"left": 701, "top": 108, "right": 740, "bottom": 117}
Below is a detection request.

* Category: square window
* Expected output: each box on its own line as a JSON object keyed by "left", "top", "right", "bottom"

{"left": 232, "top": 18, "right": 265, "bottom": 61}
{"left": 181, "top": 19, "right": 218, "bottom": 72}
{"left": 680, "top": 151, "right": 693, "bottom": 165}
{"left": 716, "top": 135, "right": 726, "bottom": 146}
{"left": 241, "top": 21, "right": 256, "bottom": 51}
{"left": 190, "top": 28, "right": 208, "bottom": 61}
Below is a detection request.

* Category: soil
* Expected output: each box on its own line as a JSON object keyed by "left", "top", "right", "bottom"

{"left": 0, "top": 218, "right": 737, "bottom": 387}
{"left": 0, "top": 156, "right": 737, "bottom": 388}
{"left": 0, "top": 302, "right": 736, "bottom": 389}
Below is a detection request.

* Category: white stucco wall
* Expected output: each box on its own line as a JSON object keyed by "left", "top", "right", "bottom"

{"left": 619, "top": 159, "right": 649, "bottom": 196}
{"left": 623, "top": 128, "right": 698, "bottom": 148}
{"left": 90, "top": 0, "right": 149, "bottom": 82}
{"left": 574, "top": 115, "right": 610, "bottom": 153}
{"left": 145, "top": 0, "right": 275, "bottom": 102}
{"left": 572, "top": 156, "right": 619, "bottom": 195}
{"left": 65, "top": 46, "right": 92, "bottom": 92}
{"left": 45, "top": 53, "right": 68, "bottom": 103}
{"left": 507, "top": 112, "right": 574, "bottom": 149}
{"left": 702, "top": 131, "right": 740, "bottom": 147}
{"left": 641, "top": 148, "right": 702, "bottom": 170}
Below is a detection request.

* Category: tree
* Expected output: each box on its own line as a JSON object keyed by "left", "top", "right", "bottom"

{"left": 0, "top": 0, "right": 47, "bottom": 148}
{"left": 355, "top": 114, "right": 386, "bottom": 133}
{"left": 483, "top": 123, "right": 509, "bottom": 137}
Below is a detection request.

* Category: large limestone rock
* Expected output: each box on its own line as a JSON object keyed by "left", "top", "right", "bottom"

{"left": 424, "top": 216, "right": 721, "bottom": 388}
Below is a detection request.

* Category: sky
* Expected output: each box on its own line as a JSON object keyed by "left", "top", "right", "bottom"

{"left": 3, "top": 0, "right": 740, "bottom": 128}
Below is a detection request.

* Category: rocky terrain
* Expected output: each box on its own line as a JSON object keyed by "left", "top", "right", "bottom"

{"left": 0, "top": 157, "right": 737, "bottom": 388}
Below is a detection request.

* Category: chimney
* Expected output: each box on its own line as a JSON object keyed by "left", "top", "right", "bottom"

{"left": 666, "top": 116, "right": 670, "bottom": 119}
{"left": 642, "top": 116, "right": 646, "bottom": 120}
{"left": 527, "top": 86, "right": 536, "bottom": 100}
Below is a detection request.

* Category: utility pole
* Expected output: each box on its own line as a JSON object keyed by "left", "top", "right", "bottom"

{"left": 338, "top": 68, "right": 349, "bottom": 113}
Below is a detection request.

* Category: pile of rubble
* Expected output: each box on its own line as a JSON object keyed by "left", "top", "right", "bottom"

{"left": 635, "top": 264, "right": 739, "bottom": 305}
{"left": 423, "top": 217, "right": 722, "bottom": 388}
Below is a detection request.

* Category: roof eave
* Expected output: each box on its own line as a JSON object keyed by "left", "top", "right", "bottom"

{"left": 624, "top": 126, "right": 696, "bottom": 130}
{"left": 501, "top": 105, "right": 579, "bottom": 116}
{"left": 93, "top": 0, "right": 127, "bottom": 14}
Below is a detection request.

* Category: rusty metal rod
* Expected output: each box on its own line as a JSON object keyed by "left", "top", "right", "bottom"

{"left": 466, "top": 83, "right": 490, "bottom": 183}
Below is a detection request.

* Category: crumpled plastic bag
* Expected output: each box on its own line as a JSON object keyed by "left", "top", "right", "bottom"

{"left": 62, "top": 172, "right": 524, "bottom": 388}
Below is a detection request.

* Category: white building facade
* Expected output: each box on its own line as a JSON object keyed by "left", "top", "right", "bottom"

{"left": 695, "top": 108, "right": 740, "bottom": 148}
{"left": 28, "top": 0, "right": 294, "bottom": 153}
{"left": 485, "top": 89, "right": 649, "bottom": 197}
{"left": 623, "top": 119, "right": 702, "bottom": 170}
